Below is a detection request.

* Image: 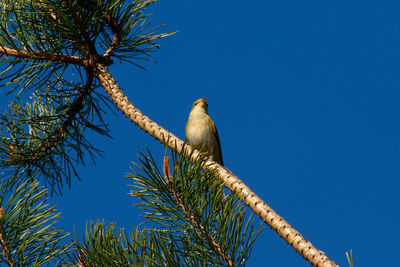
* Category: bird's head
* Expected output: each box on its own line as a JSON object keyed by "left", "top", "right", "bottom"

{"left": 191, "top": 97, "right": 208, "bottom": 113}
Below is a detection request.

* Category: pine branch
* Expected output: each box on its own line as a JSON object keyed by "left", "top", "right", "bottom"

{"left": 29, "top": 72, "right": 94, "bottom": 161}
{"left": 0, "top": 47, "right": 84, "bottom": 66}
{"left": 72, "top": 221, "right": 183, "bottom": 266}
{"left": 0, "top": 76, "right": 106, "bottom": 194}
{"left": 162, "top": 155, "right": 234, "bottom": 266}
{"left": 63, "top": 0, "right": 98, "bottom": 58}
{"left": 127, "top": 148, "right": 262, "bottom": 266}
{"left": 103, "top": 13, "right": 121, "bottom": 60}
{"left": 0, "top": 179, "right": 73, "bottom": 266}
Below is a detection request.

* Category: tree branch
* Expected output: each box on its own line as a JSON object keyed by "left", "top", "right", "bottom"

{"left": 64, "top": 0, "right": 98, "bottom": 58}
{"left": 163, "top": 156, "right": 233, "bottom": 266}
{"left": 103, "top": 13, "right": 121, "bottom": 61}
{"left": 35, "top": 72, "right": 94, "bottom": 157}
{"left": 7, "top": 72, "right": 94, "bottom": 166}
{"left": 0, "top": 47, "right": 84, "bottom": 66}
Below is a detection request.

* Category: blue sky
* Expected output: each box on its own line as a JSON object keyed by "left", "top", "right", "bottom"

{"left": 2, "top": 0, "right": 400, "bottom": 266}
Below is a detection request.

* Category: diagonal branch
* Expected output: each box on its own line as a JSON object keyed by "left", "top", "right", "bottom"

{"left": 162, "top": 155, "right": 233, "bottom": 266}
{"left": 92, "top": 61, "right": 338, "bottom": 267}
{"left": 33, "top": 72, "right": 94, "bottom": 158}
{"left": 7, "top": 72, "right": 94, "bottom": 166}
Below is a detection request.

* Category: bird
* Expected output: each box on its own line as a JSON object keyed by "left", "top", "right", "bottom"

{"left": 185, "top": 97, "right": 223, "bottom": 165}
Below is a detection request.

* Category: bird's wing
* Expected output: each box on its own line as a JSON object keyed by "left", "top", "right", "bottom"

{"left": 212, "top": 122, "right": 223, "bottom": 166}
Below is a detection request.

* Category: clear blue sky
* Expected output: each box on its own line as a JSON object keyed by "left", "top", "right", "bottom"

{"left": 2, "top": 0, "right": 400, "bottom": 266}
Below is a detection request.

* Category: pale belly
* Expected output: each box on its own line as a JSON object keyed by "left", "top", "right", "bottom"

{"left": 186, "top": 125, "right": 220, "bottom": 162}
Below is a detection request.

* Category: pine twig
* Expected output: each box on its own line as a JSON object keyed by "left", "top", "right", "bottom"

{"left": 103, "top": 13, "right": 121, "bottom": 60}
{"left": 31, "top": 72, "right": 94, "bottom": 160}
{"left": 77, "top": 248, "right": 90, "bottom": 267}
{"left": 0, "top": 47, "right": 84, "bottom": 65}
{"left": 162, "top": 155, "right": 234, "bottom": 267}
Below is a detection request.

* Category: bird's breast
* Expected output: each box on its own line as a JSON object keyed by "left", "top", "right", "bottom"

{"left": 186, "top": 121, "right": 214, "bottom": 142}
{"left": 186, "top": 116, "right": 218, "bottom": 152}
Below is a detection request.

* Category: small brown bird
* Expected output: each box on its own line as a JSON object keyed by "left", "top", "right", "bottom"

{"left": 185, "top": 97, "right": 223, "bottom": 165}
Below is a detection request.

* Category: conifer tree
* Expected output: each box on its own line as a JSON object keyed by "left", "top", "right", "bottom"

{"left": 0, "top": 0, "right": 337, "bottom": 266}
